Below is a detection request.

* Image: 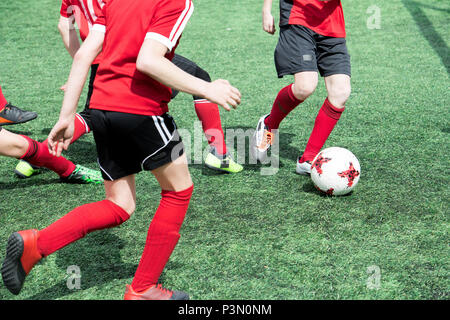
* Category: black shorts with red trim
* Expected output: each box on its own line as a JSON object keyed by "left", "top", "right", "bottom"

{"left": 275, "top": 25, "right": 351, "bottom": 78}
{"left": 90, "top": 109, "right": 184, "bottom": 181}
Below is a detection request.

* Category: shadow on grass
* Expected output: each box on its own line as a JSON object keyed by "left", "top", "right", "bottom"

{"left": 301, "top": 180, "right": 354, "bottom": 198}
{"left": 25, "top": 231, "right": 137, "bottom": 300}
{"left": 402, "top": 0, "right": 450, "bottom": 75}
{"left": 0, "top": 177, "right": 61, "bottom": 190}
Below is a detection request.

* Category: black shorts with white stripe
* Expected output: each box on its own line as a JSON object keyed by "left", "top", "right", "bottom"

{"left": 90, "top": 109, "right": 184, "bottom": 181}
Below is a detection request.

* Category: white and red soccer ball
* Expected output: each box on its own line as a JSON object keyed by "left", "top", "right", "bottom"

{"left": 310, "top": 147, "right": 361, "bottom": 196}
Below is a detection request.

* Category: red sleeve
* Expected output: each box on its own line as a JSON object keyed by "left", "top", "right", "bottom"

{"left": 60, "top": 0, "right": 73, "bottom": 18}
{"left": 92, "top": 0, "right": 108, "bottom": 32}
{"left": 144, "top": 0, "right": 194, "bottom": 51}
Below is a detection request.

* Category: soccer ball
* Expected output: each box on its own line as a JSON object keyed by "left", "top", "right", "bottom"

{"left": 310, "top": 147, "right": 361, "bottom": 196}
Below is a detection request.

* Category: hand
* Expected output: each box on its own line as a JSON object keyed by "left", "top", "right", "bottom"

{"left": 60, "top": 82, "right": 68, "bottom": 92}
{"left": 47, "top": 118, "right": 74, "bottom": 157}
{"left": 262, "top": 11, "right": 276, "bottom": 34}
{"left": 204, "top": 79, "right": 241, "bottom": 111}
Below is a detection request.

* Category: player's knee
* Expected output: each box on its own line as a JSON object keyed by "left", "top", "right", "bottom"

{"left": 328, "top": 84, "right": 351, "bottom": 107}
{"left": 292, "top": 82, "right": 316, "bottom": 100}
{"left": 195, "top": 65, "right": 211, "bottom": 82}
{"left": 108, "top": 197, "right": 136, "bottom": 216}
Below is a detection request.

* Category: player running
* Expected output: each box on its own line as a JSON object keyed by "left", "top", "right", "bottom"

{"left": 14, "top": 0, "right": 242, "bottom": 178}
{"left": 1, "top": 0, "right": 241, "bottom": 300}
{"left": 252, "top": 0, "right": 351, "bottom": 175}
{"left": 0, "top": 84, "right": 37, "bottom": 126}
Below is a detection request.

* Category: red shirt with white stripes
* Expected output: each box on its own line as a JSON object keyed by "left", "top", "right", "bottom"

{"left": 60, "top": 0, "right": 106, "bottom": 64}
{"left": 89, "top": 0, "right": 194, "bottom": 116}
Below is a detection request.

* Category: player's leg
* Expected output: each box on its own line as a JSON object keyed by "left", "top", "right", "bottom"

{"left": 252, "top": 25, "right": 318, "bottom": 162}
{"left": 113, "top": 112, "right": 191, "bottom": 300}
{"left": 171, "top": 54, "right": 242, "bottom": 173}
{"left": 1, "top": 175, "right": 133, "bottom": 295}
{"left": 0, "top": 127, "right": 100, "bottom": 183}
{"left": 297, "top": 34, "right": 351, "bottom": 175}
{"left": 0, "top": 85, "right": 37, "bottom": 126}
{"left": 13, "top": 134, "right": 102, "bottom": 184}
{"left": 0, "top": 127, "right": 29, "bottom": 158}
{"left": 126, "top": 154, "right": 193, "bottom": 300}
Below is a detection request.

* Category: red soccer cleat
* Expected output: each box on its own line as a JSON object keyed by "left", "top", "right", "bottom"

{"left": 123, "top": 284, "right": 189, "bottom": 300}
{"left": 1, "top": 229, "right": 42, "bottom": 295}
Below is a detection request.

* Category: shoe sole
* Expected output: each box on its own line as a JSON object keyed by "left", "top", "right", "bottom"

{"left": 204, "top": 162, "right": 231, "bottom": 173}
{"left": 171, "top": 291, "right": 190, "bottom": 300}
{"left": 295, "top": 166, "right": 311, "bottom": 176}
{"left": 1, "top": 233, "right": 26, "bottom": 295}
{"left": 14, "top": 169, "right": 33, "bottom": 179}
{"left": 0, "top": 114, "right": 38, "bottom": 126}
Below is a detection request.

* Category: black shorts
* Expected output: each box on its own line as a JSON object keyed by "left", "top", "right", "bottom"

{"left": 90, "top": 109, "right": 184, "bottom": 181}
{"left": 275, "top": 25, "right": 351, "bottom": 78}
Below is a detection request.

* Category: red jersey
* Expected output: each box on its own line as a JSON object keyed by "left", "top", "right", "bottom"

{"left": 89, "top": 0, "right": 194, "bottom": 116}
{"left": 280, "top": 0, "right": 346, "bottom": 38}
{"left": 60, "top": 0, "right": 105, "bottom": 64}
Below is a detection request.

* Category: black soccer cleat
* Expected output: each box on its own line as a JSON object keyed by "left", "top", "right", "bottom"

{"left": 0, "top": 103, "right": 38, "bottom": 125}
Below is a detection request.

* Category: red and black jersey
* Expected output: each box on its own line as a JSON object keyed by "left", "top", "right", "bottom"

{"left": 89, "top": 0, "right": 194, "bottom": 116}
{"left": 279, "top": 0, "right": 346, "bottom": 38}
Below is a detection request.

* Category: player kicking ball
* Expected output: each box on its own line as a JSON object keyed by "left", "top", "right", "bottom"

{"left": 14, "top": 0, "right": 242, "bottom": 178}
{"left": 252, "top": 0, "right": 351, "bottom": 175}
{"left": 1, "top": 0, "right": 240, "bottom": 300}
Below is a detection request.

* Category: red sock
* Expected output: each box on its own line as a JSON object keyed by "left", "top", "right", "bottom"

{"left": 37, "top": 200, "right": 130, "bottom": 257}
{"left": 131, "top": 185, "right": 193, "bottom": 293}
{"left": 300, "top": 98, "right": 345, "bottom": 162}
{"left": 264, "top": 84, "right": 303, "bottom": 130}
{"left": 0, "top": 85, "right": 8, "bottom": 110}
{"left": 194, "top": 99, "right": 227, "bottom": 155}
{"left": 20, "top": 135, "right": 76, "bottom": 178}
{"left": 41, "top": 113, "right": 90, "bottom": 149}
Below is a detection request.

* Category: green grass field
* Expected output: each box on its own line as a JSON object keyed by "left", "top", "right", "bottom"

{"left": 0, "top": 0, "right": 448, "bottom": 300}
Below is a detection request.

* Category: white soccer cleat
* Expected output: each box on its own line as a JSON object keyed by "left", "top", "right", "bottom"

{"left": 251, "top": 114, "right": 274, "bottom": 162}
{"left": 295, "top": 157, "right": 312, "bottom": 176}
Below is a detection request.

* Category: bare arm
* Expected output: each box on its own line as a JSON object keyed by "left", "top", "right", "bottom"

{"left": 136, "top": 39, "right": 241, "bottom": 111}
{"left": 58, "top": 16, "right": 81, "bottom": 59}
{"left": 48, "top": 30, "right": 104, "bottom": 156}
{"left": 262, "top": 0, "right": 275, "bottom": 34}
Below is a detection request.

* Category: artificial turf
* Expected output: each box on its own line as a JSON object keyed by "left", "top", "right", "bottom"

{"left": 0, "top": 0, "right": 448, "bottom": 300}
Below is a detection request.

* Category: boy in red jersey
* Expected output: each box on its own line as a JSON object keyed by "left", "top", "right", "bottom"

{"left": 252, "top": 0, "right": 351, "bottom": 175}
{"left": 15, "top": 0, "right": 242, "bottom": 179}
{"left": 1, "top": 0, "right": 240, "bottom": 300}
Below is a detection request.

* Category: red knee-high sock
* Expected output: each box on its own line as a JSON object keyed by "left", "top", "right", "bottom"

{"left": 20, "top": 135, "right": 76, "bottom": 178}
{"left": 41, "top": 113, "right": 90, "bottom": 149}
{"left": 300, "top": 98, "right": 345, "bottom": 162}
{"left": 0, "top": 85, "right": 8, "bottom": 110}
{"left": 37, "top": 200, "right": 130, "bottom": 257}
{"left": 131, "top": 185, "right": 193, "bottom": 293}
{"left": 194, "top": 99, "right": 227, "bottom": 155}
{"left": 264, "top": 84, "right": 303, "bottom": 130}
